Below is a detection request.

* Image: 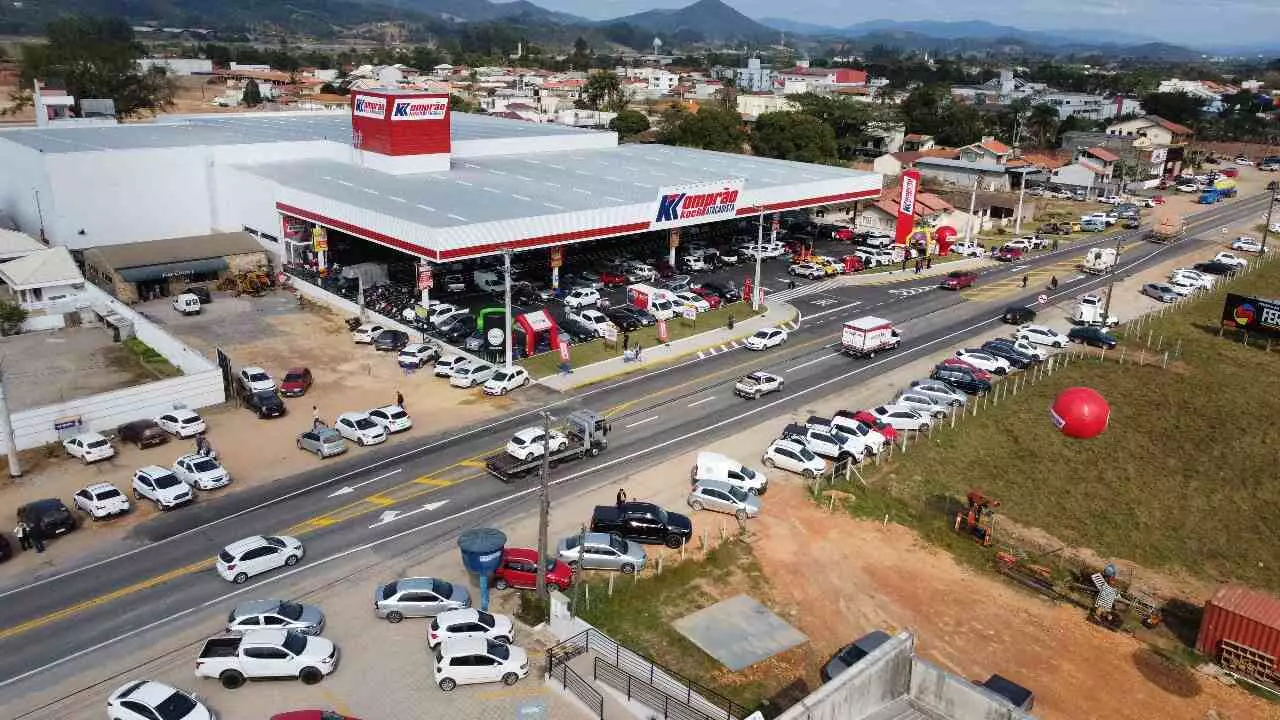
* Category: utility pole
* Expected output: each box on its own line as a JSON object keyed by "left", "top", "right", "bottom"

{"left": 1100, "top": 230, "right": 1125, "bottom": 324}
{"left": 0, "top": 363, "right": 19, "bottom": 477}
{"left": 966, "top": 176, "right": 979, "bottom": 243}
{"left": 535, "top": 410, "right": 552, "bottom": 600}
{"left": 752, "top": 209, "right": 764, "bottom": 311}
{"left": 1014, "top": 171, "right": 1027, "bottom": 235}
{"left": 1263, "top": 192, "right": 1275, "bottom": 253}
{"left": 571, "top": 523, "right": 586, "bottom": 617}
{"left": 503, "top": 248, "right": 513, "bottom": 371}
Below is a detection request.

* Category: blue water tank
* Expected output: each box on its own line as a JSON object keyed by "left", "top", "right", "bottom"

{"left": 458, "top": 528, "right": 507, "bottom": 575}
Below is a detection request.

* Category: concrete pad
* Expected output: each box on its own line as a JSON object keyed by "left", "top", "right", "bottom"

{"left": 672, "top": 594, "right": 808, "bottom": 672}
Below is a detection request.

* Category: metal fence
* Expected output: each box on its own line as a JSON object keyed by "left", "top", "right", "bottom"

{"left": 594, "top": 657, "right": 718, "bottom": 720}
{"left": 547, "top": 644, "right": 603, "bottom": 719}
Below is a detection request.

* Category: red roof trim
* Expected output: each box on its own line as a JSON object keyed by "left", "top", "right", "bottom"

{"left": 736, "top": 188, "right": 880, "bottom": 216}
{"left": 277, "top": 202, "right": 439, "bottom": 261}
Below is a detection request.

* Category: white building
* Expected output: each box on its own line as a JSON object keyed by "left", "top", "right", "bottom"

{"left": 1156, "top": 79, "right": 1221, "bottom": 102}
{"left": 138, "top": 58, "right": 214, "bottom": 76}
{"left": 736, "top": 58, "right": 772, "bottom": 93}
{"left": 618, "top": 67, "right": 679, "bottom": 94}
{"left": 0, "top": 245, "right": 87, "bottom": 332}
{"left": 736, "top": 94, "right": 797, "bottom": 120}
{"left": 1037, "top": 92, "right": 1142, "bottom": 121}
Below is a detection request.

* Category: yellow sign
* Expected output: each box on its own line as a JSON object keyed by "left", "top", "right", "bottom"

{"left": 311, "top": 226, "right": 329, "bottom": 252}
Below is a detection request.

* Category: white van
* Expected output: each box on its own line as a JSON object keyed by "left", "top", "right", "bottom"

{"left": 627, "top": 284, "right": 676, "bottom": 320}
{"left": 171, "top": 293, "right": 202, "bottom": 316}
{"left": 690, "top": 452, "right": 768, "bottom": 495}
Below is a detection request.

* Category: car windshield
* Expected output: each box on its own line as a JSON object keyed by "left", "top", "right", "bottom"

{"left": 386, "top": 409, "right": 407, "bottom": 420}
{"left": 354, "top": 417, "right": 378, "bottom": 430}
{"left": 86, "top": 438, "right": 109, "bottom": 449}
{"left": 154, "top": 690, "right": 198, "bottom": 720}
{"left": 219, "top": 550, "right": 235, "bottom": 563}
{"left": 94, "top": 487, "right": 122, "bottom": 500}
{"left": 727, "top": 486, "right": 749, "bottom": 503}
{"left": 153, "top": 473, "right": 181, "bottom": 489}
{"left": 284, "top": 372, "right": 306, "bottom": 382}
{"left": 264, "top": 536, "right": 287, "bottom": 548}
{"left": 248, "top": 372, "right": 269, "bottom": 382}
{"left": 488, "top": 641, "right": 511, "bottom": 660}
{"left": 510, "top": 435, "right": 527, "bottom": 446}
{"left": 282, "top": 630, "right": 307, "bottom": 656}
{"left": 492, "top": 371, "right": 510, "bottom": 382}
{"left": 608, "top": 535, "right": 628, "bottom": 553}
{"left": 279, "top": 602, "right": 304, "bottom": 620}
{"left": 191, "top": 458, "right": 219, "bottom": 473}
{"left": 753, "top": 331, "right": 769, "bottom": 339}
{"left": 797, "top": 446, "right": 817, "bottom": 461}
{"left": 380, "top": 583, "right": 397, "bottom": 600}
{"left": 252, "top": 390, "right": 278, "bottom": 403}
{"left": 432, "top": 579, "right": 454, "bottom": 597}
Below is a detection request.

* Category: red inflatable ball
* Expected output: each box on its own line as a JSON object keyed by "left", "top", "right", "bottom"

{"left": 934, "top": 225, "right": 957, "bottom": 241}
{"left": 1050, "top": 387, "right": 1111, "bottom": 439}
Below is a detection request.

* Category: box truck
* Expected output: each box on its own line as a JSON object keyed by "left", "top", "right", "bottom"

{"left": 841, "top": 316, "right": 901, "bottom": 358}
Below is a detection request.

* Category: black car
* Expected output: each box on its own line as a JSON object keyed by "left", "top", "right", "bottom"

{"left": 1193, "top": 261, "right": 1238, "bottom": 276}
{"left": 558, "top": 317, "right": 598, "bottom": 342}
{"left": 698, "top": 281, "right": 741, "bottom": 302}
{"left": 930, "top": 366, "right": 991, "bottom": 395}
{"left": 626, "top": 306, "right": 657, "bottom": 327}
{"left": 821, "top": 630, "right": 891, "bottom": 683}
{"left": 1002, "top": 305, "right": 1037, "bottom": 325}
{"left": 244, "top": 388, "right": 287, "bottom": 418}
{"left": 978, "top": 674, "right": 1035, "bottom": 711}
{"left": 605, "top": 308, "right": 642, "bottom": 332}
{"left": 1067, "top": 326, "right": 1118, "bottom": 349}
{"left": 0, "top": 533, "right": 10, "bottom": 562}
{"left": 117, "top": 419, "right": 169, "bottom": 449}
{"left": 440, "top": 315, "right": 477, "bottom": 343}
{"left": 372, "top": 329, "right": 410, "bottom": 352}
{"left": 982, "top": 338, "right": 1040, "bottom": 365}
{"left": 18, "top": 498, "right": 77, "bottom": 539}
{"left": 182, "top": 286, "right": 212, "bottom": 304}
{"left": 974, "top": 343, "right": 1032, "bottom": 370}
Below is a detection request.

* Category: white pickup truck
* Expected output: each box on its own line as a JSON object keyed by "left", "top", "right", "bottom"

{"left": 195, "top": 629, "right": 339, "bottom": 688}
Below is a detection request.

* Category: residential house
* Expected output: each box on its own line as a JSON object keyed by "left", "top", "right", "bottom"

{"left": 872, "top": 147, "right": 959, "bottom": 177}
{"left": 1104, "top": 115, "right": 1192, "bottom": 177}
{"left": 1037, "top": 92, "right": 1143, "bottom": 121}
{"left": 902, "top": 134, "right": 935, "bottom": 151}
{"left": 137, "top": 58, "right": 214, "bottom": 76}
{"left": 855, "top": 185, "right": 961, "bottom": 236}
{"left": 0, "top": 245, "right": 87, "bottom": 332}
{"left": 858, "top": 123, "right": 906, "bottom": 156}
{"left": 0, "top": 229, "right": 45, "bottom": 260}
{"left": 915, "top": 157, "right": 1011, "bottom": 192}
{"left": 774, "top": 62, "right": 868, "bottom": 95}
{"left": 1074, "top": 146, "right": 1119, "bottom": 183}
{"left": 1156, "top": 78, "right": 1234, "bottom": 108}
{"left": 736, "top": 94, "right": 797, "bottom": 121}
{"left": 958, "top": 136, "right": 1013, "bottom": 166}
{"left": 1105, "top": 115, "right": 1193, "bottom": 147}
{"left": 1049, "top": 162, "right": 1107, "bottom": 197}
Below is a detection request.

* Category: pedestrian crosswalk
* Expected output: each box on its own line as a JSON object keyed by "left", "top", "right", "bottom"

{"left": 766, "top": 275, "right": 851, "bottom": 303}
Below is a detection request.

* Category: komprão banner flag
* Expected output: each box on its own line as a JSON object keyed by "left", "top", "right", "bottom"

{"left": 894, "top": 169, "right": 921, "bottom": 247}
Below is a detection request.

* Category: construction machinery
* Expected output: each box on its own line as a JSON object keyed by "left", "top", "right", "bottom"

{"left": 954, "top": 489, "right": 1000, "bottom": 547}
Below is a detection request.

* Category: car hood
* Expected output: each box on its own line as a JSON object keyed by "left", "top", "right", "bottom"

{"left": 296, "top": 604, "right": 326, "bottom": 628}
{"left": 301, "top": 635, "right": 335, "bottom": 661}
{"left": 665, "top": 511, "right": 693, "bottom": 533}
{"left": 279, "top": 380, "right": 305, "bottom": 390}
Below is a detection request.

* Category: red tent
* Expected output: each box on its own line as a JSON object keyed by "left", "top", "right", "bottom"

{"left": 515, "top": 309, "right": 560, "bottom": 357}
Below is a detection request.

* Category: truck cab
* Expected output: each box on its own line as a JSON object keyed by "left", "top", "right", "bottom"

{"left": 627, "top": 284, "right": 676, "bottom": 320}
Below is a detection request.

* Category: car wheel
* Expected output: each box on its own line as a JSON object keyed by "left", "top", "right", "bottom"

{"left": 299, "top": 667, "right": 324, "bottom": 685}
{"left": 132, "top": 489, "right": 142, "bottom": 500}
{"left": 439, "top": 677, "right": 457, "bottom": 692}
{"left": 802, "top": 468, "right": 816, "bottom": 479}
{"left": 522, "top": 377, "right": 531, "bottom": 387}
{"left": 503, "top": 672, "right": 520, "bottom": 686}
{"left": 764, "top": 457, "right": 776, "bottom": 468}
{"left": 386, "top": 611, "right": 405, "bottom": 623}
{"left": 495, "top": 578, "right": 510, "bottom": 590}
{"left": 233, "top": 572, "right": 248, "bottom": 584}
{"left": 620, "top": 563, "right": 635, "bottom": 574}
{"left": 285, "top": 554, "right": 299, "bottom": 567}
{"left": 664, "top": 535, "right": 684, "bottom": 549}
{"left": 690, "top": 499, "right": 704, "bottom": 511}
{"left": 1054, "top": 341, "right": 1064, "bottom": 348}
{"left": 220, "top": 670, "right": 246, "bottom": 689}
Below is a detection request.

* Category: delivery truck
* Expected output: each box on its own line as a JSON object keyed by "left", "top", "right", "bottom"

{"left": 841, "top": 316, "right": 901, "bottom": 358}
{"left": 1081, "top": 248, "right": 1117, "bottom": 275}
{"left": 627, "top": 284, "right": 677, "bottom": 320}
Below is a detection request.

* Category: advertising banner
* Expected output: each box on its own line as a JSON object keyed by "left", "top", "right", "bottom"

{"left": 558, "top": 339, "right": 570, "bottom": 362}
{"left": 310, "top": 226, "right": 329, "bottom": 252}
{"left": 1222, "top": 293, "right": 1280, "bottom": 335}
{"left": 894, "top": 169, "right": 921, "bottom": 246}
{"left": 417, "top": 264, "right": 433, "bottom": 291}
{"left": 352, "top": 94, "right": 387, "bottom": 120}
{"left": 549, "top": 247, "right": 564, "bottom": 269}
{"left": 657, "top": 318, "right": 669, "bottom": 342}
{"left": 650, "top": 179, "right": 746, "bottom": 231}
{"left": 391, "top": 97, "right": 449, "bottom": 121}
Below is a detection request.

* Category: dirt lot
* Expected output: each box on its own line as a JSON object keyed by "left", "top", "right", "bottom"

{"left": 0, "top": 326, "right": 165, "bottom": 411}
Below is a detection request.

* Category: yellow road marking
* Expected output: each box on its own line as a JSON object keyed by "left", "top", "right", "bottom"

{"left": 414, "top": 476, "right": 453, "bottom": 486}
{"left": 457, "top": 459, "right": 486, "bottom": 468}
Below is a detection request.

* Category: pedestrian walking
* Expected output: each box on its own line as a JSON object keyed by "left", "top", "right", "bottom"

{"left": 396, "top": 390, "right": 405, "bottom": 409}
{"left": 1021, "top": 275, "right": 1028, "bottom": 288}
{"left": 622, "top": 332, "right": 630, "bottom": 352}
{"left": 926, "top": 257, "right": 932, "bottom": 269}
{"left": 727, "top": 313, "right": 735, "bottom": 330}
{"left": 788, "top": 278, "right": 796, "bottom": 290}
{"left": 1050, "top": 275, "right": 1059, "bottom": 290}
{"left": 31, "top": 526, "right": 44, "bottom": 554}
{"left": 914, "top": 259, "right": 922, "bottom": 274}
{"left": 634, "top": 343, "right": 643, "bottom": 360}
{"left": 14, "top": 521, "right": 30, "bottom": 551}
{"left": 901, "top": 257, "right": 909, "bottom": 272}
{"left": 616, "top": 488, "right": 628, "bottom": 508}
{"left": 558, "top": 361, "right": 573, "bottom": 376}
{"left": 312, "top": 405, "right": 323, "bottom": 430}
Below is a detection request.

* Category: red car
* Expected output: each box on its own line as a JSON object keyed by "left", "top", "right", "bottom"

{"left": 939, "top": 357, "right": 994, "bottom": 381}
{"left": 840, "top": 255, "right": 866, "bottom": 273}
{"left": 993, "top": 247, "right": 1023, "bottom": 262}
{"left": 847, "top": 410, "right": 898, "bottom": 441}
{"left": 690, "top": 286, "right": 723, "bottom": 309}
{"left": 279, "top": 367, "right": 313, "bottom": 397}
{"left": 493, "top": 547, "right": 574, "bottom": 592}
{"left": 832, "top": 226, "right": 855, "bottom": 241}
{"left": 598, "top": 268, "right": 627, "bottom": 286}
{"left": 941, "top": 271, "right": 977, "bottom": 290}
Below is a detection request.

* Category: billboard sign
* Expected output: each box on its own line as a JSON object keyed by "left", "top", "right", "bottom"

{"left": 650, "top": 179, "right": 745, "bottom": 230}
{"left": 352, "top": 94, "right": 387, "bottom": 119}
{"left": 417, "top": 264, "right": 433, "bottom": 291}
{"left": 894, "top": 169, "right": 920, "bottom": 246}
{"left": 1221, "top": 293, "right": 1280, "bottom": 335}
{"left": 392, "top": 97, "right": 449, "bottom": 121}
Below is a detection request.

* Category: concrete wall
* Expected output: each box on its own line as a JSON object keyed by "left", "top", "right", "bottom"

{"left": 0, "top": 140, "right": 54, "bottom": 240}
{"left": 910, "top": 658, "right": 1034, "bottom": 720}
{"left": 772, "top": 633, "right": 914, "bottom": 720}
{"left": 83, "top": 285, "right": 217, "bottom": 375}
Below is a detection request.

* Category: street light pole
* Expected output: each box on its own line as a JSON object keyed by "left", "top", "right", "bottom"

{"left": 503, "top": 248, "right": 513, "bottom": 371}
{"left": 965, "top": 177, "right": 979, "bottom": 243}
{"left": 535, "top": 410, "right": 552, "bottom": 600}
{"left": 752, "top": 209, "right": 764, "bottom": 311}
{"left": 1263, "top": 193, "right": 1275, "bottom": 253}
{"left": 1100, "top": 231, "right": 1125, "bottom": 324}
{"left": 1014, "top": 171, "right": 1026, "bottom": 235}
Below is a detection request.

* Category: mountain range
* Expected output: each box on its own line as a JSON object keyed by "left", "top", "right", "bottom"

{"left": 758, "top": 18, "right": 1161, "bottom": 49}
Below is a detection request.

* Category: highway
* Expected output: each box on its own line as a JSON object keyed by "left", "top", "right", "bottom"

{"left": 0, "top": 192, "right": 1269, "bottom": 700}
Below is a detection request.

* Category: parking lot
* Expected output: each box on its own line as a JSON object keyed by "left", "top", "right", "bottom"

{"left": 0, "top": 325, "right": 163, "bottom": 411}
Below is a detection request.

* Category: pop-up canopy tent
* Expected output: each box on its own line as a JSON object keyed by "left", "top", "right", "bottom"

{"left": 515, "top": 309, "right": 560, "bottom": 357}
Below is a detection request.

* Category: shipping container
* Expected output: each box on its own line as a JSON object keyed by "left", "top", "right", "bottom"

{"left": 1196, "top": 585, "right": 1280, "bottom": 681}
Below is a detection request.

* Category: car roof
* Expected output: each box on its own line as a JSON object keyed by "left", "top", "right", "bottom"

{"left": 23, "top": 497, "right": 66, "bottom": 510}
{"left": 72, "top": 431, "right": 109, "bottom": 442}
{"left": 693, "top": 478, "right": 736, "bottom": 493}
{"left": 581, "top": 531, "right": 621, "bottom": 546}
{"left": 371, "top": 404, "right": 402, "bottom": 413}
{"left": 437, "top": 607, "right": 482, "bottom": 624}
{"left": 175, "top": 452, "right": 216, "bottom": 463}
{"left": 284, "top": 366, "right": 309, "bottom": 374}
{"left": 243, "top": 365, "right": 268, "bottom": 373}
{"left": 84, "top": 482, "right": 119, "bottom": 494}
{"left": 232, "top": 598, "right": 286, "bottom": 617}
{"left": 440, "top": 636, "right": 490, "bottom": 656}
{"left": 225, "top": 535, "right": 271, "bottom": 554}
{"left": 337, "top": 411, "right": 370, "bottom": 420}
{"left": 770, "top": 438, "right": 806, "bottom": 452}
{"left": 392, "top": 576, "right": 441, "bottom": 592}
{"left": 117, "top": 680, "right": 183, "bottom": 706}
{"left": 138, "top": 464, "right": 173, "bottom": 477}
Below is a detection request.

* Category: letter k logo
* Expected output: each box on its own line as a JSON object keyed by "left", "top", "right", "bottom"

{"left": 656, "top": 193, "right": 685, "bottom": 223}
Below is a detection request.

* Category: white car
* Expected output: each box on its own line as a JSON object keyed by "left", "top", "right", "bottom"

{"left": 681, "top": 255, "right": 709, "bottom": 272}
{"left": 1164, "top": 277, "right": 1199, "bottom": 297}
{"left": 1270, "top": 223, "right": 1280, "bottom": 234}
{"left": 1005, "top": 337, "right": 1050, "bottom": 361}
{"left": 949, "top": 240, "right": 985, "bottom": 257}
{"left": 789, "top": 262, "right": 826, "bottom": 279}
{"left": 571, "top": 309, "right": 617, "bottom": 337}
{"left": 335, "top": 412, "right": 388, "bottom": 446}
{"left": 451, "top": 362, "right": 497, "bottom": 388}
{"left": 434, "top": 355, "right": 469, "bottom": 378}
{"left": 906, "top": 380, "right": 968, "bottom": 408}
{"left": 368, "top": 404, "right": 413, "bottom": 433}
{"left": 1234, "top": 157, "right": 1254, "bottom": 166}
{"left": 1212, "top": 251, "right": 1248, "bottom": 269}
{"left": 827, "top": 415, "right": 887, "bottom": 454}
{"left": 155, "top": 408, "right": 207, "bottom": 438}
{"left": 1170, "top": 269, "right": 1215, "bottom": 289}
{"left": 215, "top": 535, "right": 305, "bottom": 584}
{"left": 238, "top": 366, "right": 276, "bottom": 392}
{"left": 744, "top": 327, "right": 788, "bottom": 351}
{"left": 1002, "top": 237, "right": 1035, "bottom": 251}
{"left": 351, "top": 323, "right": 385, "bottom": 344}
{"left": 1176, "top": 183, "right": 1199, "bottom": 193}
{"left": 173, "top": 453, "right": 231, "bottom": 490}
{"left": 1231, "top": 236, "right": 1265, "bottom": 253}
{"left": 430, "top": 305, "right": 468, "bottom": 328}
{"left": 868, "top": 405, "right": 931, "bottom": 432}
{"left": 398, "top": 343, "right": 438, "bottom": 369}
{"left": 132, "top": 465, "right": 193, "bottom": 510}
{"left": 428, "top": 609, "right": 515, "bottom": 648}
{"left": 1015, "top": 324, "right": 1069, "bottom": 349}
{"left": 623, "top": 262, "right": 657, "bottom": 282}
{"left": 954, "top": 350, "right": 1011, "bottom": 375}
{"left": 762, "top": 438, "right": 826, "bottom": 478}
{"left": 73, "top": 482, "right": 130, "bottom": 519}
{"left": 107, "top": 681, "right": 212, "bottom": 720}
{"left": 673, "top": 291, "right": 710, "bottom": 312}
{"left": 483, "top": 367, "right": 530, "bottom": 395}
{"left": 893, "top": 392, "right": 951, "bottom": 419}
{"left": 62, "top": 432, "right": 115, "bottom": 463}
{"left": 505, "top": 427, "right": 569, "bottom": 461}
{"left": 563, "top": 287, "right": 601, "bottom": 310}
{"left": 434, "top": 637, "right": 529, "bottom": 691}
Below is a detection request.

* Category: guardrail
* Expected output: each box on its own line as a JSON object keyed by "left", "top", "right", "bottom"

{"left": 547, "top": 643, "right": 603, "bottom": 719}
{"left": 594, "top": 657, "right": 719, "bottom": 720}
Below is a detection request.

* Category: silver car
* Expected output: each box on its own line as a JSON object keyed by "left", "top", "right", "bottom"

{"left": 1141, "top": 283, "right": 1178, "bottom": 303}
{"left": 893, "top": 392, "right": 951, "bottom": 419}
{"left": 296, "top": 427, "right": 347, "bottom": 458}
{"left": 226, "top": 599, "right": 326, "bottom": 636}
{"left": 375, "top": 577, "right": 471, "bottom": 623}
{"left": 688, "top": 479, "right": 761, "bottom": 519}
{"left": 556, "top": 532, "right": 647, "bottom": 574}
{"left": 907, "top": 380, "right": 968, "bottom": 407}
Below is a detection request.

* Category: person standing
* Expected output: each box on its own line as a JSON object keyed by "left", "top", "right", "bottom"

{"left": 312, "top": 405, "right": 322, "bottom": 429}
{"left": 622, "top": 332, "right": 630, "bottom": 352}
{"left": 14, "top": 521, "right": 29, "bottom": 551}
{"left": 31, "top": 525, "right": 44, "bottom": 554}
{"left": 925, "top": 257, "right": 932, "bottom": 270}
{"left": 634, "top": 343, "right": 642, "bottom": 360}
{"left": 616, "top": 488, "right": 628, "bottom": 509}
{"left": 396, "top": 390, "right": 405, "bottom": 409}
{"left": 1021, "top": 275, "right": 1029, "bottom": 288}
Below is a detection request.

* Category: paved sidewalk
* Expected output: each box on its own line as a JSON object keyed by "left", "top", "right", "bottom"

{"left": 537, "top": 302, "right": 798, "bottom": 392}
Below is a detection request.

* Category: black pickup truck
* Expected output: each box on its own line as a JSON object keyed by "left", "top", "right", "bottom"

{"left": 590, "top": 502, "right": 692, "bottom": 548}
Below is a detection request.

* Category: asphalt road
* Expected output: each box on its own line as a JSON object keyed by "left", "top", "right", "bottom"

{"left": 0, "top": 192, "right": 1269, "bottom": 698}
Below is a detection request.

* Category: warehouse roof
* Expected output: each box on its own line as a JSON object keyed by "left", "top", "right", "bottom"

{"left": 84, "top": 232, "right": 265, "bottom": 268}
{"left": 0, "top": 111, "right": 593, "bottom": 154}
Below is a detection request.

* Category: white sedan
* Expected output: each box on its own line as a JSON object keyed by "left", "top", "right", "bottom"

{"left": 107, "top": 681, "right": 213, "bottom": 720}
{"left": 1164, "top": 277, "right": 1199, "bottom": 297}
{"left": 428, "top": 608, "right": 515, "bottom": 648}
{"left": 73, "top": 482, "right": 130, "bottom": 519}
{"left": 893, "top": 392, "right": 950, "bottom": 419}
{"left": 434, "top": 355, "right": 469, "bottom": 378}
{"left": 505, "top": 427, "right": 569, "bottom": 461}
{"left": 954, "top": 350, "right": 1012, "bottom": 376}
{"left": 744, "top": 327, "right": 788, "bottom": 351}
{"left": 1212, "top": 251, "right": 1249, "bottom": 269}
{"left": 450, "top": 362, "right": 497, "bottom": 388}
{"left": 762, "top": 438, "right": 826, "bottom": 478}
{"left": 571, "top": 309, "right": 617, "bottom": 338}
{"left": 369, "top": 404, "right": 413, "bottom": 433}
{"left": 238, "top": 366, "right": 276, "bottom": 392}
{"left": 351, "top": 323, "right": 386, "bottom": 344}
{"left": 868, "top": 405, "right": 931, "bottom": 432}
{"left": 155, "top": 408, "right": 207, "bottom": 438}
{"left": 1171, "top": 269, "right": 1215, "bottom": 289}
{"left": 674, "top": 291, "right": 710, "bottom": 313}
{"left": 335, "top": 412, "right": 388, "bottom": 446}
{"left": 63, "top": 432, "right": 115, "bottom": 463}
{"left": 1015, "top": 324, "right": 1070, "bottom": 349}
{"left": 1231, "top": 237, "right": 1265, "bottom": 254}
{"left": 483, "top": 367, "right": 531, "bottom": 395}
{"left": 173, "top": 453, "right": 231, "bottom": 490}
{"left": 1175, "top": 183, "right": 1199, "bottom": 193}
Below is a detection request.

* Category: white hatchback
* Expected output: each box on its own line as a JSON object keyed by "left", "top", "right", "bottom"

{"left": 155, "top": 408, "right": 207, "bottom": 438}
{"left": 73, "top": 482, "right": 130, "bottom": 519}
{"left": 869, "top": 405, "right": 931, "bottom": 432}
{"left": 506, "top": 427, "right": 568, "bottom": 461}
{"left": 1015, "top": 324, "right": 1069, "bottom": 348}
{"left": 450, "top": 363, "right": 497, "bottom": 388}
{"left": 351, "top": 323, "right": 386, "bottom": 344}
{"left": 434, "top": 355, "right": 469, "bottom": 378}
{"left": 335, "top": 412, "right": 388, "bottom": 446}
{"left": 428, "top": 609, "right": 515, "bottom": 648}
{"left": 563, "top": 287, "right": 601, "bottom": 309}
{"left": 369, "top": 404, "right": 413, "bottom": 433}
{"left": 173, "top": 453, "right": 231, "bottom": 490}
{"left": 433, "top": 637, "right": 529, "bottom": 691}
{"left": 762, "top": 438, "right": 826, "bottom": 478}
{"left": 62, "top": 432, "right": 115, "bottom": 464}
{"left": 483, "top": 367, "right": 530, "bottom": 396}
{"left": 238, "top": 366, "right": 277, "bottom": 392}
{"left": 954, "top": 350, "right": 1011, "bottom": 375}
{"left": 107, "top": 681, "right": 212, "bottom": 720}
{"left": 216, "top": 535, "right": 305, "bottom": 584}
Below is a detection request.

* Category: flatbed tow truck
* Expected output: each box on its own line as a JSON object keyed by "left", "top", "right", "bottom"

{"left": 485, "top": 409, "right": 611, "bottom": 483}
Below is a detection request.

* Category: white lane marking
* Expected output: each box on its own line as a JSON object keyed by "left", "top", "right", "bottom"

{"left": 328, "top": 469, "right": 402, "bottom": 497}
{"left": 802, "top": 301, "right": 863, "bottom": 321}
{"left": 368, "top": 500, "right": 450, "bottom": 528}
{"left": 625, "top": 416, "right": 659, "bottom": 428}
{"left": 687, "top": 396, "right": 716, "bottom": 408}
{"left": 786, "top": 352, "right": 839, "bottom": 372}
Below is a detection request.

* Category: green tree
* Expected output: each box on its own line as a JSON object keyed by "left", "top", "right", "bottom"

{"left": 11, "top": 16, "right": 175, "bottom": 117}
{"left": 580, "top": 70, "right": 630, "bottom": 113}
{"left": 750, "top": 112, "right": 838, "bottom": 164}
{"left": 1025, "top": 103, "right": 1061, "bottom": 148}
{"left": 608, "top": 109, "right": 650, "bottom": 137}
{"left": 0, "top": 300, "right": 27, "bottom": 336}
{"left": 1139, "top": 91, "right": 1204, "bottom": 126}
{"left": 242, "top": 78, "right": 263, "bottom": 107}
{"left": 569, "top": 36, "right": 592, "bottom": 71}
{"left": 657, "top": 105, "right": 745, "bottom": 153}
{"left": 787, "top": 93, "right": 879, "bottom": 161}
{"left": 899, "top": 84, "right": 949, "bottom": 137}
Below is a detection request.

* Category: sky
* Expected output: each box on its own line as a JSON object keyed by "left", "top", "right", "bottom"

{"left": 514, "top": 0, "right": 1280, "bottom": 48}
